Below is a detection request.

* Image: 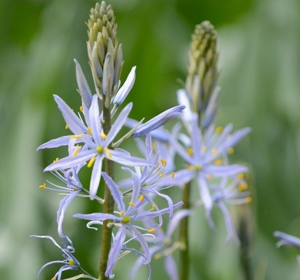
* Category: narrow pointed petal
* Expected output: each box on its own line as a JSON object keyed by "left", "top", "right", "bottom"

{"left": 73, "top": 213, "right": 117, "bottom": 221}
{"left": 206, "top": 164, "right": 248, "bottom": 177}
{"left": 191, "top": 114, "right": 202, "bottom": 162}
{"left": 108, "top": 149, "right": 152, "bottom": 167}
{"left": 274, "top": 231, "right": 300, "bottom": 250}
{"left": 105, "top": 227, "right": 126, "bottom": 277}
{"left": 53, "top": 95, "right": 87, "bottom": 135}
{"left": 44, "top": 150, "right": 95, "bottom": 172}
{"left": 197, "top": 174, "right": 213, "bottom": 212}
{"left": 89, "top": 156, "right": 103, "bottom": 199}
{"left": 74, "top": 59, "right": 93, "bottom": 108}
{"left": 166, "top": 209, "right": 191, "bottom": 238}
{"left": 177, "top": 89, "right": 193, "bottom": 123}
{"left": 113, "top": 66, "right": 136, "bottom": 105}
{"left": 222, "top": 127, "right": 251, "bottom": 151}
{"left": 164, "top": 254, "right": 178, "bottom": 280}
{"left": 37, "top": 135, "right": 73, "bottom": 150}
{"left": 89, "top": 95, "right": 102, "bottom": 145}
{"left": 133, "top": 105, "right": 185, "bottom": 138}
{"left": 102, "top": 172, "right": 125, "bottom": 211}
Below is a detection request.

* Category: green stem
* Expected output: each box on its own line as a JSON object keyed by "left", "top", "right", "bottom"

{"left": 98, "top": 101, "right": 115, "bottom": 280}
{"left": 179, "top": 181, "right": 191, "bottom": 280}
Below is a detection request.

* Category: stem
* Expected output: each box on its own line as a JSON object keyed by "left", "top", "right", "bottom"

{"left": 99, "top": 101, "right": 115, "bottom": 280}
{"left": 179, "top": 181, "right": 191, "bottom": 280}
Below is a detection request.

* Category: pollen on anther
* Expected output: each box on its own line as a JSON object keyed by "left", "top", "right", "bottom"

{"left": 239, "top": 183, "right": 247, "bottom": 191}
{"left": 237, "top": 173, "right": 244, "bottom": 180}
{"left": 171, "top": 172, "right": 175, "bottom": 178}
{"left": 187, "top": 148, "right": 193, "bottom": 155}
{"left": 65, "top": 124, "right": 69, "bottom": 130}
{"left": 72, "top": 146, "right": 81, "bottom": 157}
{"left": 79, "top": 106, "right": 83, "bottom": 112}
{"left": 39, "top": 183, "right": 46, "bottom": 189}
{"left": 227, "top": 147, "right": 234, "bottom": 154}
{"left": 206, "top": 174, "right": 212, "bottom": 179}
{"left": 129, "top": 202, "right": 135, "bottom": 207}
{"left": 216, "top": 126, "right": 223, "bottom": 133}
{"left": 151, "top": 204, "right": 155, "bottom": 211}
{"left": 87, "top": 127, "right": 92, "bottom": 136}
{"left": 139, "top": 195, "right": 144, "bottom": 202}
{"left": 212, "top": 149, "right": 218, "bottom": 155}
{"left": 119, "top": 210, "right": 124, "bottom": 217}
{"left": 201, "top": 146, "right": 207, "bottom": 152}
{"left": 159, "top": 171, "right": 164, "bottom": 177}
{"left": 246, "top": 197, "right": 252, "bottom": 204}
{"left": 53, "top": 157, "right": 59, "bottom": 163}
{"left": 148, "top": 228, "right": 155, "bottom": 233}
{"left": 100, "top": 131, "right": 107, "bottom": 139}
{"left": 104, "top": 147, "right": 112, "bottom": 158}
{"left": 87, "top": 156, "right": 96, "bottom": 168}
{"left": 160, "top": 159, "right": 167, "bottom": 167}
{"left": 71, "top": 134, "right": 83, "bottom": 139}
{"left": 215, "top": 159, "right": 222, "bottom": 165}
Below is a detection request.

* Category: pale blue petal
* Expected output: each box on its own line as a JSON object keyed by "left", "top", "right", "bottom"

{"left": 105, "top": 227, "right": 126, "bottom": 277}
{"left": 166, "top": 209, "right": 191, "bottom": 238}
{"left": 105, "top": 102, "right": 133, "bottom": 145}
{"left": 37, "top": 135, "right": 73, "bottom": 150}
{"left": 108, "top": 149, "right": 152, "bottom": 167}
{"left": 74, "top": 59, "right": 93, "bottom": 108}
{"left": 89, "top": 155, "right": 103, "bottom": 200}
{"left": 53, "top": 95, "right": 86, "bottom": 135}
{"left": 274, "top": 231, "right": 300, "bottom": 250}
{"left": 177, "top": 89, "right": 193, "bottom": 123}
{"left": 170, "top": 138, "right": 193, "bottom": 165}
{"left": 44, "top": 150, "right": 95, "bottom": 171}
{"left": 191, "top": 113, "right": 202, "bottom": 162}
{"left": 205, "top": 164, "right": 248, "bottom": 177}
{"left": 222, "top": 127, "right": 252, "bottom": 151}
{"left": 133, "top": 105, "right": 185, "bottom": 138}
{"left": 197, "top": 174, "right": 213, "bottom": 212}
{"left": 113, "top": 66, "right": 136, "bottom": 105}
{"left": 89, "top": 95, "right": 102, "bottom": 145}
{"left": 102, "top": 172, "right": 125, "bottom": 211}
{"left": 73, "top": 212, "right": 117, "bottom": 221}
{"left": 164, "top": 254, "right": 178, "bottom": 280}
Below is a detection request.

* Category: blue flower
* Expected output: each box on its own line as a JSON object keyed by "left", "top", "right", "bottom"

{"left": 74, "top": 172, "right": 183, "bottom": 278}
{"left": 170, "top": 113, "right": 250, "bottom": 218}
{"left": 39, "top": 94, "right": 151, "bottom": 199}
{"left": 131, "top": 209, "right": 191, "bottom": 280}
{"left": 30, "top": 235, "right": 96, "bottom": 280}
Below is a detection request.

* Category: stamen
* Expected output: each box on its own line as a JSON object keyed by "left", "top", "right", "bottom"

{"left": 195, "top": 165, "right": 201, "bottom": 171}
{"left": 100, "top": 131, "right": 107, "bottom": 139}
{"left": 160, "top": 159, "right": 167, "bottom": 167}
{"left": 87, "top": 156, "right": 96, "bottom": 168}
{"left": 159, "top": 171, "right": 164, "bottom": 177}
{"left": 65, "top": 124, "right": 69, "bottom": 130}
{"left": 206, "top": 174, "right": 212, "bottom": 179}
{"left": 187, "top": 148, "right": 193, "bottom": 155}
{"left": 151, "top": 204, "right": 155, "bottom": 211}
{"left": 201, "top": 146, "right": 207, "bottom": 152}
{"left": 53, "top": 157, "right": 59, "bottom": 163}
{"left": 246, "top": 197, "right": 252, "bottom": 203}
{"left": 87, "top": 127, "right": 92, "bottom": 136}
{"left": 71, "top": 134, "right": 83, "bottom": 139}
{"left": 104, "top": 147, "right": 112, "bottom": 158}
{"left": 212, "top": 149, "right": 218, "bottom": 155}
{"left": 215, "top": 159, "right": 222, "bottom": 165}
{"left": 227, "top": 147, "right": 234, "bottom": 154}
{"left": 188, "top": 165, "right": 195, "bottom": 171}
{"left": 139, "top": 195, "right": 144, "bottom": 202}
{"left": 79, "top": 105, "right": 83, "bottom": 112}
{"left": 237, "top": 173, "right": 244, "bottom": 180}
{"left": 216, "top": 126, "right": 223, "bottom": 133}
{"left": 39, "top": 183, "right": 46, "bottom": 189}
{"left": 128, "top": 202, "right": 135, "bottom": 207}
{"left": 171, "top": 172, "right": 175, "bottom": 178}
{"left": 119, "top": 210, "right": 124, "bottom": 217}
{"left": 72, "top": 146, "right": 81, "bottom": 157}
{"left": 148, "top": 228, "right": 155, "bottom": 233}
{"left": 238, "top": 183, "right": 247, "bottom": 191}
{"left": 68, "top": 259, "right": 76, "bottom": 266}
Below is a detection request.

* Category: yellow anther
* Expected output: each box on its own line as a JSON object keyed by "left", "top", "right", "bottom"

{"left": 153, "top": 253, "right": 162, "bottom": 260}
{"left": 227, "top": 147, "right": 234, "bottom": 154}
{"left": 206, "top": 174, "right": 212, "bottom": 179}
{"left": 129, "top": 202, "right": 135, "bottom": 207}
{"left": 142, "top": 183, "right": 147, "bottom": 187}
{"left": 79, "top": 106, "right": 83, "bottom": 112}
{"left": 159, "top": 171, "right": 164, "bottom": 177}
{"left": 171, "top": 172, "right": 175, "bottom": 178}
{"left": 104, "top": 147, "right": 112, "bottom": 159}
{"left": 71, "top": 134, "right": 83, "bottom": 139}
{"left": 187, "top": 148, "right": 193, "bottom": 155}
{"left": 160, "top": 159, "right": 167, "bottom": 167}
{"left": 72, "top": 146, "right": 81, "bottom": 157}
{"left": 245, "top": 197, "right": 252, "bottom": 204}
{"left": 238, "top": 183, "right": 247, "bottom": 191}
{"left": 188, "top": 165, "right": 195, "bottom": 171}
{"left": 65, "top": 124, "right": 69, "bottom": 130}
{"left": 87, "top": 127, "right": 92, "bottom": 136}
{"left": 201, "top": 146, "right": 207, "bottom": 152}
{"left": 212, "top": 149, "right": 218, "bottom": 155}
{"left": 87, "top": 156, "right": 96, "bottom": 168}
{"left": 216, "top": 126, "right": 223, "bottom": 133}
{"left": 195, "top": 165, "right": 201, "bottom": 171}
{"left": 148, "top": 228, "right": 155, "bottom": 233}
{"left": 68, "top": 258, "right": 76, "bottom": 266}
{"left": 51, "top": 277, "right": 57, "bottom": 280}
{"left": 39, "top": 183, "right": 46, "bottom": 189}
{"left": 151, "top": 204, "right": 155, "bottom": 211}
{"left": 96, "top": 146, "right": 103, "bottom": 153}
{"left": 100, "top": 131, "right": 107, "bottom": 139}
{"left": 215, "top": 159, "right": 222, "bottom": 165}
{"left": 139, "top": 195, "right": 144, "bottom": 202}
{"left": 119, "top": 210, "right": 124, "bottom": 217}
{"left": 237, "top": 173, "right": 244, "bottom": 180}
{"left": 53, "top": 157, "right": 59, "bottom": 163}
{"left": 122, "top": 216, "right": 130, "bottom": 223}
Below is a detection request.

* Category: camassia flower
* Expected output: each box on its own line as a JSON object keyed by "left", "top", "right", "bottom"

{"left": 30, "top": 235, "right": 96, "bottom": 280}
{"left": 170, "top": 113, "right": 250, "bottom": 217}
{"left": 74, "top": 172, "right": 183, "bottom": 278}
{"left": 38, "top": 94, "right": 151, "bottom": 199}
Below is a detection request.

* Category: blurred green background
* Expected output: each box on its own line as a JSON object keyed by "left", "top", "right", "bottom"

{"left": 1, "top": 0, "right": 300, "bottom": 279}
